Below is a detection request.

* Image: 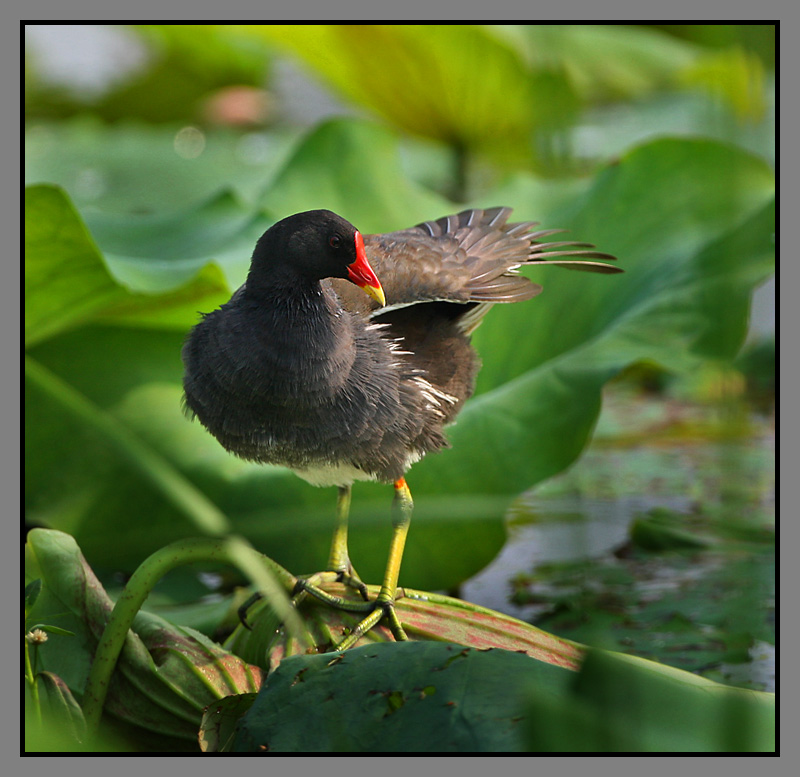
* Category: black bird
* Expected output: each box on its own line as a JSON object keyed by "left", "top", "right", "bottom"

{"left": 182, "top": 207, "right": 620, "bottom": 648}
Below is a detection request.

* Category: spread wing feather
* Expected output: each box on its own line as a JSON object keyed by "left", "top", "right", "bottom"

{"left": 328, "top": 207, "right": 620, "bottom": 319}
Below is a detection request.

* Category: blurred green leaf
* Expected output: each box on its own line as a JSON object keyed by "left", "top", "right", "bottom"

{"left": 258, "top": 119, "right": 449, "bottom": 231}
{"left": 650, "top": 24, "right": 775, "bottom": 70}
{"left": 25, "top": 529, "right": 264, "bottom": 750}
{"left": 25, "top": 184, "right": 235, "bottom": 343}
{"left": 83, "top": 189, "right": 268, "bottom": 292}
{"left": 630, "top": 511, "right": 711, "bottom": 551}
{"left": 525, "top": 649, "right": 774, "bottom": 752}
{"left": 25, "top": 579, "right": 43, "bottom": 610}
{"left": 575, "top": 85, "right": 775, "bottom": 170}
{"left": 252, "top": 25, "right": 542, "bottom": 165}
{"left": 472, "top": 138, "right": 774, "bottom": 392}
{"left": 680, "top": 46, "right": 767, "bottom": 120}
{"left": 25, "top": 120, "right": 298, "bottom": 212}
{"left": 506, "top": 25, "right": 695, "bottom": 102}
{"left": 25, "top": 185, "right": 128, "bottom": 347}
{"left": 247, "top": 24, "right": 763, "bottom": 171}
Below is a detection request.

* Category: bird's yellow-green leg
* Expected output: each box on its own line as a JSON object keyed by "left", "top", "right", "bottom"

{"left": 239, "top": 486, "right": 374, "bottom": 628}
{"left": 297, "top": 484, "right": 369, "bottom": 605}
{"left": 323, "top": 484, "right": 352, "bottom": 573}
{"left": 325, "top": 485, "right": 369, "bottom": 599}
{"left": 336, "top": 478, "right": 412, "bottom": 650}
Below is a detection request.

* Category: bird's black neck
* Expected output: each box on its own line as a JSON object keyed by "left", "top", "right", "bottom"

{"left": 242, "top": 277, "right": 355, "bottom": 371}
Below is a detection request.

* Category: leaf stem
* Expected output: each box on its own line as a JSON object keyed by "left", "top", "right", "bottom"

{"left": 81, "top": 536, "right": 310, "bottom": 734}
{"left": 24, "top": 638, "right": 41, "bottom": 717}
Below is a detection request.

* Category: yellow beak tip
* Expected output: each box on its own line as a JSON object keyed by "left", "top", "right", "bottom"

{"left": 365, "top": 284, "right": 386, "bottom": 307}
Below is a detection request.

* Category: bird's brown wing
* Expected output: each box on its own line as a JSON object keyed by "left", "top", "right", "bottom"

{"left": 328, "top": 207, "right": 619, "bottom": 317}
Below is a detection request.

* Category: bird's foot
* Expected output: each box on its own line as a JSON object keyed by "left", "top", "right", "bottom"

{"left": 292, "top": 572, "right": 374, "bottom": 613}
{"left": 323, "top": 549, "right": 370, "bottom": 601}
{"left": 236, "top": 590, "right": 265, "bottom": 630}
{"left": 335, "top": 597, "right": 408, "bottom": 651}
{"left": 236, "top": 568, "right": 369, "bottom": 630}
{"left": 237, "top": 576, "right": 408, "bottom": 649}
{"left": 336, "top": 570, "right": 370, "bottom": 602}
{"left": 294, "top": 575, "right": 409, "bottom": 650}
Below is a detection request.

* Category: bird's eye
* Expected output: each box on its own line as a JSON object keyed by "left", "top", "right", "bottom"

{"left": 329, "top": 235, "right": 341, "bottom": 249}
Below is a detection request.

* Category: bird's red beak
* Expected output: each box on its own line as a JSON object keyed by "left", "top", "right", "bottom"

{"left": 347, "top": 232, "right": 386, "bottom": 306}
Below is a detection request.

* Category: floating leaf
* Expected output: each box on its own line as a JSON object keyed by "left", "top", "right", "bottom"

{"left": 233, "top": 642, "right": 574, "bottom": 752}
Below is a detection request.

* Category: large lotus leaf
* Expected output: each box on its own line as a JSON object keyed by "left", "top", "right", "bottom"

{"left": 25, "top": 185, "right": 129, "bottom": 347}
{"left": 82, "top": 189, "right": 269, "bottom": 292}
{"left": 501, "top": 25, "right": 696, "bottom": 101}
{"left": 248, "top": 25, "right": 719, "bottom": 166}
{"left": 258, "top": 119, "right": 449, "bottom": 232}
{"left": 229, "top": 640, "right": 773, "bottom": 752}
{"left": 25, "top": 120, "right": 298, "bottom": 212}
{"left": 471, "top": 137, "right": 774, "bottom": 393}
{"left": 252, "top": 25, "right": 542, "bottom": 164}
{"left": 233, "top": 642, "right": 574, "bottom": 752}
{"left": 24, "top": 184, "right": 235, "bottom": 344}
{"left": 25, "top": 123, "right": 774, "bottom": 592}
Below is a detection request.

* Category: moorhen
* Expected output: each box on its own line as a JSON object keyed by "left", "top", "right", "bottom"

{"left": 182, "top": 207, "right": 620, "bottom": 648}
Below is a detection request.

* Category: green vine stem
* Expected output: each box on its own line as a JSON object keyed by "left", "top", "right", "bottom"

{"left": 81, "top": 536, "right": 310, "bottom": 734}
{"left": 24, "top": 638, "right": 41, "bottom": 723}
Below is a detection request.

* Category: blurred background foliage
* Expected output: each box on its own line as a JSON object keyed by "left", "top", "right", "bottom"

{"left": 25, "top": 24, "right": 774, "bottom": 712}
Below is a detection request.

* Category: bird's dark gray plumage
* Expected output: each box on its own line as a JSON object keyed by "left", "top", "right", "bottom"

{"left": 181, "top": 207, "right": 619, "bottom": 487}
